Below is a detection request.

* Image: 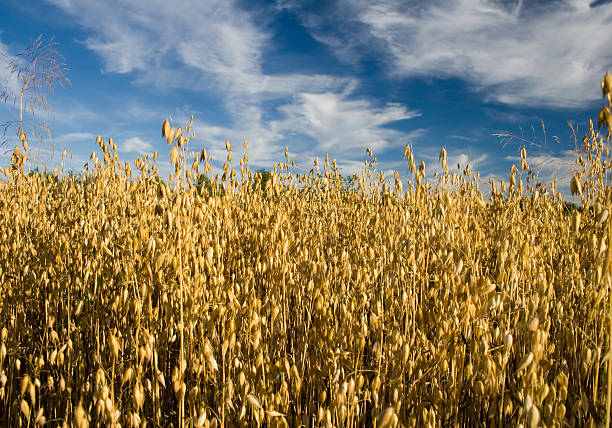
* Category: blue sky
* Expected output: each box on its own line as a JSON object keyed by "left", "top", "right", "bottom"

{"left": 1, "top": 0, "right": 611, "bottom": 192}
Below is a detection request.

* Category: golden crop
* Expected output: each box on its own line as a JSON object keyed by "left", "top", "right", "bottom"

{"left": 0, "top": 76, "right": 612, "bottom": 427}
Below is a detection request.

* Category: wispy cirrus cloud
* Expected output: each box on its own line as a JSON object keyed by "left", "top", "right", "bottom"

{"left": 449, "top": 135, "right": 480, "bottom": 142}
{"left": 505, "top": 149, "right": 579, "bottom": 181}
{"left": 52, "top": 132, "right": 96, "bottom": 143}
{"left": 284, "top": 0, "right": 612, "bottom": 108}
{"left": 44, "top": 0, "right": 343, "bottom": 104}
{"left": 274, "top": 91, "right": 421, "bottom": 155}
{"left": 45, "top": 0, "right": 420, "bottom": 170}
{"left": 0, "top": 37, "right": 22, "bottom": 103}
{"left": 121, "top": 136, "right": 152, "bottom": 154}
{"left": 193, "top": 89, "right": 422, "bottom": 171}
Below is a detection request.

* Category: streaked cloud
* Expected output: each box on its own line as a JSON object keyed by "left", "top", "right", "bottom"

{"left": 122, "top": 136, "right": 152, "bottom": 154}
{"left": 505, "top": 150, "right": 578, "bottom": 181}
{"left": 192, "top": 89, "right": 422, "bottom": 171}
{"left": 285, "top": 0, "right": 612, "bottom": 108}
{"left": 274, "top": 91, "right": 420, "bottom": 154}
{"left": 45, "top": 0, "right": 420, "bottom": 169}
{"left": 0, "top": 0, "right": 598, "bottom": 197}
{"left": 0, "top": 37, "right": 22, "bottom": 102}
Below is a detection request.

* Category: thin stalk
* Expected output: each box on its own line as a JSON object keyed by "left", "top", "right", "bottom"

{"left": 179, "top": 228, "right": 185, "bottom": 428}
{"left": 606, "top": 207, "right": 612, "bottom": 428}
{"left": 19, "top": 77, "right": 27, "bottom": 137}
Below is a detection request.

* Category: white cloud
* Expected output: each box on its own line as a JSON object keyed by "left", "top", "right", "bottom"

{"left": 274, "top": 92, "right": 420, "bottom": 154}
{"left": 505, "top": 149, "right": 579, "bottom": 180}
{"left": 122, "top": 136, "right": 152, "bottom": 154}
{"left": 0, "top": 38, "right": 28, "bottom": 128}
{"left": 190, "top": 90, "right": 422, "bottom": 170}
{"left": 449, "top": 135, "right": 479, "bottom": 142}
{"left": 44, "top": 0, "right": 421, "bottom": 172}
{"left": 52, "top": 132, "right": 96, "bottom": 143}
{"left": 27, "top": 132, "right": 96, "bottom": 166}
{"left": 502, "top": 149, "right": 585, "bottom": 199}
{"left": 0, "top": 38, "right": 22, "bottom": 102}
{"left": 45, "top": 0, "right": 271, "bottom": 99}
{"left": 286, "top": 0, "right": 612, "bottom": 108}
{"left": 193, "top": 115, "right": 284, "bottom": 167}
{"left": 453, "top": 152, "right": 488, "bottom": 170}
{"left": 420, "top": 146, "right": 489, "bottom": 176}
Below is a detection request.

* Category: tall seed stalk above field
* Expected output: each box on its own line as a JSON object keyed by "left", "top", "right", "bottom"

{"left": 598, "top": 70, "right": 612, "bottom": 428}
{"left": 0, "top": 34, "right": 70, "bottom": 151}
{"left": 162, "top": 115, "right": 196, "bottom": 428}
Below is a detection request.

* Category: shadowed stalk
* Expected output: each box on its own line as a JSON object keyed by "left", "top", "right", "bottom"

{"left": 179, "top": 237, "right": 185, "bottom": 428}
{"left": 605, "top": 152, "right": 612, "bottom": 428}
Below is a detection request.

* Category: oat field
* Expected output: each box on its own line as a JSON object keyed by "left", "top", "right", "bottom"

{"left": 0, "top": 76, "right": 612, "bottom": 428}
